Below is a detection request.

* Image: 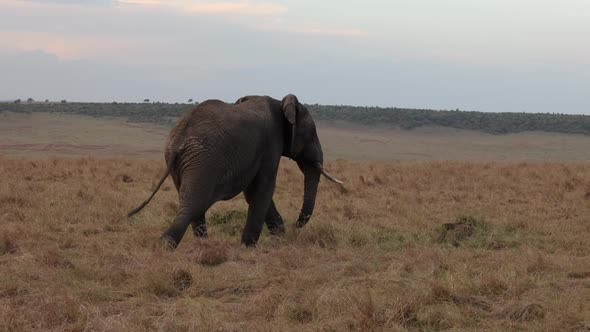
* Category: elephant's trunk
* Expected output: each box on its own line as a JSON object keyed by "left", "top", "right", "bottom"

{"left": 296, "top": 163, "right": 320, "bottom": 228}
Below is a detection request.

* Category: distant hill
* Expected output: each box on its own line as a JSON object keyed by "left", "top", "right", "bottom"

{"left": 308, "top": 104, "right": 590, "bottom": 135}
{"left": 1, "top": 101, "right": 589, "bottom": 135}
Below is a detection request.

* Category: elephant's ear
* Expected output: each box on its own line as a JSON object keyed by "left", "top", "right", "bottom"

{"left": 281, "top": 94, "right": 299, "bottom": 158}
{"left": 281, "top": 94, "right": 299, "bottom": 125}
{"left": 235, "top": 96, "right": 251, "bottom": 104}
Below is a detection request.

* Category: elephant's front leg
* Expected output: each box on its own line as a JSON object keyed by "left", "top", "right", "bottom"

{"left": 265, "top": 201, "right": 285, "bottom": 236}
{"left": 241, "top": 173, "right": 276, "bottom": 247}
{"left": 191, "top": 214, "right": 207, "bottom": 238}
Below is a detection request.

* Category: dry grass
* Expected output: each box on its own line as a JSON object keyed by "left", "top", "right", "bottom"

{"left": 1, "top": 156, "right": 589, "bottom": 331}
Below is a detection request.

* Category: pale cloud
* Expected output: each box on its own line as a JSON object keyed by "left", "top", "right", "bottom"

{"left": 0, "top": 30, "right": 150, "bottom": 63}
{"left": 113, "top": 1, "right": 363, "bottom": 36}
{"left": 116, "top": 0, "right": 287, "bottom": 16}
{"left": 264, "top": 24, "right": 366, "bottom": 37}
{"left": 20, "top": 0, "right": 113, "bottom": 5}
{"left": 117, "top": 0, "right": 160, "bottom": 5}
{"left": 0, "top": 30, "right": 88, "bottom": 60}
{"left": 3, "top": 0, "right": 113, "bottom": 8}
{"left": 5, "top": 0, "right": 365, "bottom": 39}
{"left": 186, "top": 2, "right": 287, "bottom": 15}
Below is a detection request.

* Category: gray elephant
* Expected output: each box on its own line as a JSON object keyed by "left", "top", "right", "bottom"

{"left": 128, "top": 94, "right": 342, "bottom": 249}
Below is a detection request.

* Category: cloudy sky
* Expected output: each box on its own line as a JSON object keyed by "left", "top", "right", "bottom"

{"left": 0, "top": 0, "right": 589, "bottom": 113}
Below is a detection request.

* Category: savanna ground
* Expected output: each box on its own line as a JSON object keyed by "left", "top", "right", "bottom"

{"left": 3, "top": 111, "right": 590, "bottom": 161}
{"left": 1, "top": 112, "right": 590, "bottom": 331}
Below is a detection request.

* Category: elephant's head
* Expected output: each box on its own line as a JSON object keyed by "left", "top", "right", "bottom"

{"left": 280, "top": 94, "right": 342, "bottom": 228}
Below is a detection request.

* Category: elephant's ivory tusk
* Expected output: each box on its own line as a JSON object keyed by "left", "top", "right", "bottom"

{"left": 316, "top": 163, "right": 343, "bottom": 184}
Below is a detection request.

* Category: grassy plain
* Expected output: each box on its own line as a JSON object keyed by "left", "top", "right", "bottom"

{"left": 2, "top": 111, "right": 590, "bottom": 161}
{"left": 1, "top": 112, "right": 589, "bottom": 331}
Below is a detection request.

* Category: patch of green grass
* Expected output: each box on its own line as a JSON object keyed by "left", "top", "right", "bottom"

{"left": 434, "top": 214, "right": 520, "bottom": 249}
{"left": 208, "top": 209, "right": 247, "bottom": 236}
{"left": 371, "top": 226, "right": 431, "bottom": 251}
{"left": 348, "top": 232, "right": 369, "bottom": 247}
{"left": 372, "top": 227, "right": 398, "bottom": 246}
{"left": 342, "top": 226, "right": 434, "bottom": 251}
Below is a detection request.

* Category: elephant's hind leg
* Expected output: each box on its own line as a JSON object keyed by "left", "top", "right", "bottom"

{"left": 161, "top": 185, "right": 213, "bottom": 249}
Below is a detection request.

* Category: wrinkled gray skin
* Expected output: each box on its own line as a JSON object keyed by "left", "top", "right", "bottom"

{"left": 128, "top": 94, "right": 342, "bottom": 249}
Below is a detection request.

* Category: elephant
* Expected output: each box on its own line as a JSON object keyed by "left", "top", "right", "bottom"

{"left": 128, "top": 94, "right": 342, "bottom": 249}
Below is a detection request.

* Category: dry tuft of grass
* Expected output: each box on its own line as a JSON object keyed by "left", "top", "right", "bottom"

{"left": 498, "top": 303, "right": 546, "bottom": 322}
{"left": 567, "top": 271, "right": 590, "bottom": 279}
{"left": 293, "top": 222, "right": 339, "bottom": 249}
{"left": 172, "top": 268, "right": 193, "bottom": 290}
{"left": 1, "top": 156, "right": 589, "bottom": 331}
{"left": 437, "top": 214, "right": 484, "bottom": 246}
{"left": 0, "top": 233, "right": 19, "bottom": 255}
{"left": 189, "top": 239, "right": 230, "bottom": 266}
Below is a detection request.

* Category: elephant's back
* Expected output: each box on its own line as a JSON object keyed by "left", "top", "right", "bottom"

{"left": 165, "top": 99, "right": 269, "bottom": 154}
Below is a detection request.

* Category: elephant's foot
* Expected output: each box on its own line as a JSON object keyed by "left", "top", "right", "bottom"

{"left": 240, "top": 232, "right": 259, "bottom": 247}
{"left": 159, "top": 234, "right": 179, "bottom": 251}
{"left": 192, "top": 225, "right": 208, "bottom": 238}
{"left": 268, "top": 224, "right": 286, "bottom": 237}
{"left": 191, "top": 215, "right": 207, "bottom": 238}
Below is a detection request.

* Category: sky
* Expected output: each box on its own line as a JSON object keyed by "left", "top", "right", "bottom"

{"left": 0, "top": 0, "right": 589, "bottom": 114}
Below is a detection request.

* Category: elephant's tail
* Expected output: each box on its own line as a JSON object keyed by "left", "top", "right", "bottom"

{"left": 127, "top": 153, "right": 177, "bottom": 218}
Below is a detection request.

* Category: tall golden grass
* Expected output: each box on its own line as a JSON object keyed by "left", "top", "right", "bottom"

{"left": 1, "top": 156, "right": 589, "bottom": 331}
